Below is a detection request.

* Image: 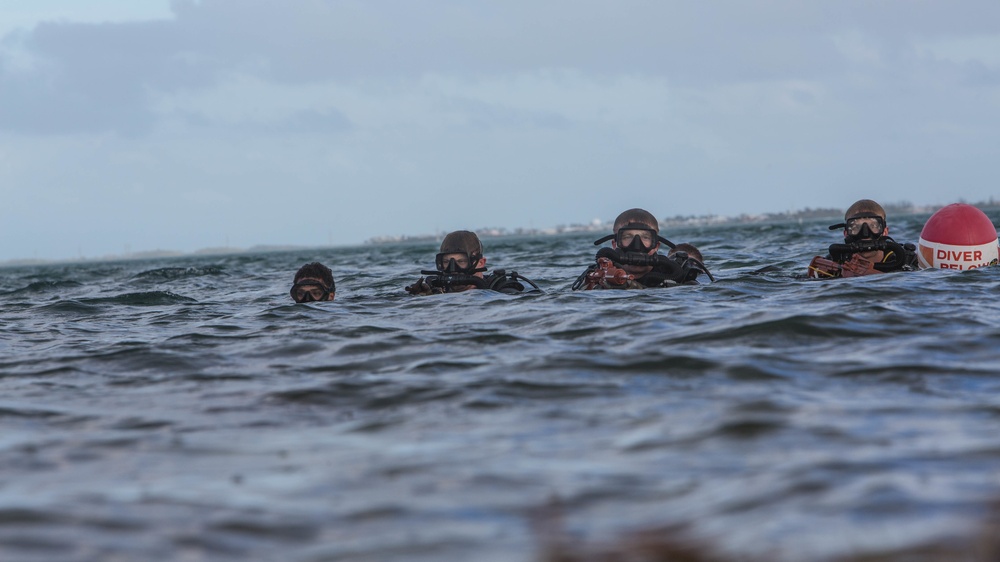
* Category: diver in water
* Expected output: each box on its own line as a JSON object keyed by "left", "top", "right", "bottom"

{"left": 405, "top": 230, "right": 540, "bottom": 295}
{"left": 668, "top": 243, "right": 705, "bottom": 275}
{"left": 290, "top": 262, "right": 336, "bottom": 303}
{"left": 571, "top": 208, "right": 713, "bottom": 290}
{"left": 808, "top": 199, "right": 918, "bottom": 279}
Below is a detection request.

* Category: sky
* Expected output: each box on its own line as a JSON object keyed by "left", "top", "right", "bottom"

{"left": 2, "top": 1, "right": 999, "bottom": 261}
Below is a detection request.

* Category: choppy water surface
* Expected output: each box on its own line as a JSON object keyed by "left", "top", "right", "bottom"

{"left": 3, "top": 214, "right": 1000, "bottom": 561}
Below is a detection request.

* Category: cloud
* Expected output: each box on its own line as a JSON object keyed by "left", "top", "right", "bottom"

{"left": 3, "top": 0, "right": 998, "bottom": 136}
{"left": 0, "top": 18, "right": 208, "bottom": 135}
{"left": 175, "top": 107, "right": 353, "bottom": 134}
{"left": 3, "top": 0, "right": 1000, "bottom": 261}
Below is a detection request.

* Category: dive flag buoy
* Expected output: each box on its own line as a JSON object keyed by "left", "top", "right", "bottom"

{"left": 917, "top": 203, "right": 999, "bottom": 270}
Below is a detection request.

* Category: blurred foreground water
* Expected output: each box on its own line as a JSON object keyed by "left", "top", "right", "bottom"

{"left": 3, "top": 214, "right": 1000, "bottom": 561}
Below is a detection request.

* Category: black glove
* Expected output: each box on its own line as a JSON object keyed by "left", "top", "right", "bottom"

{"left": 405, "top": 277, "right": 442, "bottom": 296}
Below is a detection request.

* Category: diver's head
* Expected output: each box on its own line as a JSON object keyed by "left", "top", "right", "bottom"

{"left": 830, "top": 199, "right": 888, "bottom": 242}
{"left": 435, "top": 230, "right": 486, "bottom": 276}
{"left": 612, "top": 208, "right": 661, "bottom": 254}
{"left": 668, "top": 243, "right": 703, "bottom": 263}
{"left": 844, "top": 199, "right": 887, "bottom": 242}
{"left": 291, "top": 262, "right": 335, "bottom": 303}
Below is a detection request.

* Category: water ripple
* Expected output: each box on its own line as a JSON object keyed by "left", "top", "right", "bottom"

{"left": 2, "top": 217, "right": 1000, "bottom": 561}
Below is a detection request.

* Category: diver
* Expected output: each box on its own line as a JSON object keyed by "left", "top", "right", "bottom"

{"left": 667, "top": 243, "right": 712, "bottom": 284}
{"left": 571, "top": 208, "right": 713, "bottom": 290}
{"left": 808, "top": 199, "right": 918, "bottom": 279}
{"left": 405, "top": 230, "right": 540, "bottom": 295}
{"left": 290, "top": 262, "right": 336, "bottom": 303}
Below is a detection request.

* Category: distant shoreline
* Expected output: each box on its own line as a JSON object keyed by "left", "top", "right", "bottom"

{"left": 4, "top": 200, "right": 997, "bottom": 268}
{"left": 363, "top": 200, "right": 998, "bottom": 246}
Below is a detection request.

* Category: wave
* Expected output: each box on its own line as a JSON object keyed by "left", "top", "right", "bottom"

{"left": 2, "top": 280, "right": 83, "bottom": 295}
{"left": 133, "top": 266, "right": 228, "bottom": 279}
{"left": 79, "top": 291, "right": 199, "bottom": 306}
{"left": 2, "top": 222, "right": 1000, "bottom": 561}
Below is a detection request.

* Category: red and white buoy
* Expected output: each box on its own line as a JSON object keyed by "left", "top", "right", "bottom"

{"left": 917, "top": 204, "right": 999, "bottom": 270}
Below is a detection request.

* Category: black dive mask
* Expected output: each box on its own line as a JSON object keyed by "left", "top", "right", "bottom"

{"left": 592, "top": 222, "right": 676, "bottom": 252}
{"left": 435, "top": 252, "right": 485, "bottom": 275}
{"left": 620, "top": 228, "right": 657, "bottom": 253}
{"left": 848, "top": 222, "right": 880, "bottom": 242}
{"left": 290, "top": 281, "right": 332, "bottom": 303}
{"left": 829, "top": 213, "right": 886, "bottom": 243}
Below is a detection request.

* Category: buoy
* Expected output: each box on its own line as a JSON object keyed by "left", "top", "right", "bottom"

{"left": 917, "top": 204, "right": 999, "bottom": 270}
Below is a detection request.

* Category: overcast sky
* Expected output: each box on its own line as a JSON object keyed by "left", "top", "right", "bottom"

{"left": 2, "top": 0, "right": 999, "bottom": 261}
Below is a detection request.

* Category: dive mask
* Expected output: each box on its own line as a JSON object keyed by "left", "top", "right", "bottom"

{"left": 618, "top": 227, "right": 658, "bottom": 253}
{"left": 592, "top": 222, "right": 675, "bottom": 252}
{"left": 435, "top": 251, "right": 484, "bottom": 275}
{"left": 829, "top": 213, "right": 885, "bottom": 242}
{"left": 290, "top": 280, "right": 332, "bottom": 303}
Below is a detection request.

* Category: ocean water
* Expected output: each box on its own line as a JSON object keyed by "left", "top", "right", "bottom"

{"left": 3, "top": 213, "right": 1000, "bottom": 561}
